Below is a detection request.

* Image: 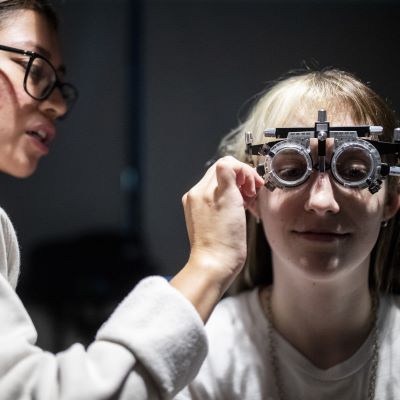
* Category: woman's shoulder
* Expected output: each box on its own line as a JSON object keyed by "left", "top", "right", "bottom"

{"left": 0, "top": 205, "right": 12, "bottom": 224}
{"left": 0, "top": 206, "right": 19, "bottom": 240}
{"left": 0, "top": 206, "right": 20, "bottom": 289}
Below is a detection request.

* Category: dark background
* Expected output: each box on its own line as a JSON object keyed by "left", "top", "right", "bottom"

{"left": 0, "top": 0, "right": 399, "bottom": 350}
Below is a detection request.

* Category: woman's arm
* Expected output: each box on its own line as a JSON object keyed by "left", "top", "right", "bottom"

{"left": 0, "top": 157, "right": 262, "bottom": 399}
{"left": 0, "top": 274, "right": 205, "bottom": 400}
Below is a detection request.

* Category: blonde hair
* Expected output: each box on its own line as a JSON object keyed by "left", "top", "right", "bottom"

{"left": 218, "top": 68, "right": 400, "bottom": 294}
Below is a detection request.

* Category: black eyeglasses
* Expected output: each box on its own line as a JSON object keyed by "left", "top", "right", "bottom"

{"left": 0, "top": 44, "right": 78, "bottom": 115}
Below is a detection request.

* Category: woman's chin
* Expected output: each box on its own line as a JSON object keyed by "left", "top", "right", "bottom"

{"left": 16, "top": 166, "right": 38, "bottom": 178}
{"left": 1, "top": 161, "right": 39, "bottom": 178}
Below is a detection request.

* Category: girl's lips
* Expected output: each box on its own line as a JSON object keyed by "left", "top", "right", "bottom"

{"left": 292, "top": 231, "right": 351, "bottom": 242}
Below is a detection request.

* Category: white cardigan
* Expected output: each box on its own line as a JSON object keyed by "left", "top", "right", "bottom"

{"left": 0, "top": 207, "right": 207, "bottom": 399}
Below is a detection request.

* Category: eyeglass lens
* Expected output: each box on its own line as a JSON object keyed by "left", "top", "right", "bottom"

{"left": 25, "top": 56, "right": 78, "bottom": 110}
{"left": 25, "top": 56, "right": 56, "bottom": 100}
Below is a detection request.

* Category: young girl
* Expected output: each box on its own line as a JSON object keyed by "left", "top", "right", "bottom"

{"left": 0, "top": 1, "right": 263, "bottom": 398}
{"left": 176, "top": 68, "right": 400, "bottom": 399}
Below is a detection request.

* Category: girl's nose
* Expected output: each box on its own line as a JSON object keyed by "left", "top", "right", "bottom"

{"left": 304, "top": 172, "right": 340, "bottom": 215}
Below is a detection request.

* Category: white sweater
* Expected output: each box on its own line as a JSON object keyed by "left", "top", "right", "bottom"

{"left": 0, "top": 207, "right": 207, "bottom": 400}
{"left": 177, "top": 287, "right": 400, "bottom": 399}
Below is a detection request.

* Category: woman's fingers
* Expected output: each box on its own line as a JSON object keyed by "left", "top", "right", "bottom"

{"left": 183, "top": 156, "right": 264, "bottom": 215}
{"left": 215, "top": 156, "right": 263, "bottom": 198}
{"left": 182, "top": 156, "right": 264, "bottom": 251}
{"left": 186, "top": 156, "right": 263, "bottom": 203}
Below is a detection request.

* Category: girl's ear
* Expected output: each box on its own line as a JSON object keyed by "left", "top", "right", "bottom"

{"left": 247, "top": 197, "right": 260, "bottom": 220}
{"left": 383, "top": 191, "right": 400, "bottom": 222}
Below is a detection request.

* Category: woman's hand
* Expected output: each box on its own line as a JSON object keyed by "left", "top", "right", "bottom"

{"left": 170, "top": 156, "right": 264, "bottom": 321}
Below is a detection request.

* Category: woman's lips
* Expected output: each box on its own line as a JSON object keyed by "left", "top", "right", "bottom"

{"left": 25, "top": 131, "right": 50, "bottom": 154}
{"left": 292, "top": 231, "right": 351, "bottom": 242}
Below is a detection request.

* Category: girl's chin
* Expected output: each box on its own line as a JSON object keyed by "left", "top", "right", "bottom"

{"left": 295, "top": 255, "right": 343, "bottom": 278}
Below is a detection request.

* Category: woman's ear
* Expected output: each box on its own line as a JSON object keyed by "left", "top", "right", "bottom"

{"left": 383, "top": 190, "right": 400, "bottom": 222}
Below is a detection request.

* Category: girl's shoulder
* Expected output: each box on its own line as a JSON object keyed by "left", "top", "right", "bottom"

{"left": 205, "top": 288, "right": 264, "bottom": 345}
{"left": 209, "top": 288, "right": 259, "bottom": 323}
{"left": 385, "top": 294, "right": 400, "bottom": 312}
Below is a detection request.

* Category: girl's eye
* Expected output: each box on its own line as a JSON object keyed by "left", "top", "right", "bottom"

{"left": 276, "top": 165, "right": 306, "bottom": 181}
{"left": 338, "top": 163, "right": 369, "bottom": 181}
{"left": 334, "top": 147, "right": 372, "bottom": 183}
{"left": 272, "top": 150, "right": 308, "bottom": 182}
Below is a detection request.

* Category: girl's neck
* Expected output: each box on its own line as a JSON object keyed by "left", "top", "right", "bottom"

{"left": 262, "top": 258, "right": 374, "bottom": 369}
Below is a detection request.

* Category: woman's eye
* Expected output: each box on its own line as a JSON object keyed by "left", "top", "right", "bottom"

{"left": 13, "top": 59, "right": 44, "bottom": 83}
{"left": 28, "top": 64, "right": 45, "bottom": 83}
{"left": 13, "top": 58, "right": 29, "bottom": 71}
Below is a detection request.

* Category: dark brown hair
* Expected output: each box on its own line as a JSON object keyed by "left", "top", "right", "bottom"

{"left": 0, "top": 0, "right": 58, "bottom": 30}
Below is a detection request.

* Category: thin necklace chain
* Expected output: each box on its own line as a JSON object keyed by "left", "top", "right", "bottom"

{"left": 263, "top": 287, "right": 380, "bottom": 400}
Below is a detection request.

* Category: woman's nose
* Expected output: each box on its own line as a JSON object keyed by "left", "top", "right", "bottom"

{"left": 38, "top": 87, "right": 68, "bottom": 120}
{"left": 304, "top": 172, "right": 340, "bottom": 215}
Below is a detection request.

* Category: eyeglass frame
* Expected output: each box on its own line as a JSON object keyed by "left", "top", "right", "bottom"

{"left": 0, "top": 43, "right": 78, "bottom": 107}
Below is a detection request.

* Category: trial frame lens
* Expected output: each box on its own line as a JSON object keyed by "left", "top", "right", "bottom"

{"left": 266, "top": 142, "right": 313, "bottom": 188}
{"left": 331, "top": 141, "right": 381, "bottom": 188}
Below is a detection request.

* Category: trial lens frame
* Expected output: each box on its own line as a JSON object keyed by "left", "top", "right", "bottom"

{"left": 245, "top": 110, "right": 400, "bottom": 194}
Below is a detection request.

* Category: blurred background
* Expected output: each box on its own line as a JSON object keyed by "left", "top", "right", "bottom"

{"left": 0, "top": 0, "right": 399, "bottom": 351}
